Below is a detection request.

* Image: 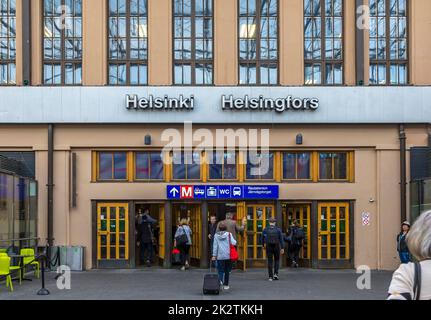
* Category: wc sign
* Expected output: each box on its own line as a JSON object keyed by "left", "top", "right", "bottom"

{"left": 167, "top": 185, "right": 279, "bottom": 200}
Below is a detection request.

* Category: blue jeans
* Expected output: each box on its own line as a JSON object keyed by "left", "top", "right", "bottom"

{"left": 217, "top": 260, "right": 232, "bottom": 286}
{"left": 399, "top": 251, "right": 410, "bottom": 264}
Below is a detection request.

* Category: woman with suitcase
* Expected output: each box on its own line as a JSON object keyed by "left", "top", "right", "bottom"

{"left": 212, "top": 222, "right": 237, "bottom": 291}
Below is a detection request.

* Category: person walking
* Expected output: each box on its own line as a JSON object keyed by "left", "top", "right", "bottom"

{"left": 262, "top": 217, "right": 285, "bottom": 281}
{"left": 212, "top": 222, "right": 237, "bottom": 291}
{"left": 397, "top": 221, "right": 411, "bottom": 264}
{"left": 387, "top": 211, "right": 431, "bottom": 300}
{"left": 216, "top": 212, "right": 247, "bottom": 241}
{"left": 208, "top": 215, "right": 218, "bottom": 267}
{"left": 285, "top": 220, "right": 305, "bottom": 268}
{"left": 174, "top": 218, "right": 192, "bottom": 271}
{"left": 137, "top": 209, "right": 157, "bottom": 267}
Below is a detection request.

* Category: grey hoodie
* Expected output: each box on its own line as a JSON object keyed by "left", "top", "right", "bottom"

{"left": 212, "top": 231, "right": 237, "bottom": 261}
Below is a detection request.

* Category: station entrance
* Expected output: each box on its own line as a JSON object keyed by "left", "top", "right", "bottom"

{"left": 172, "top": 203, "right": 201, "bottom": 266}
{"left": 134, "top": 203, "right": 165, "bottom": 267}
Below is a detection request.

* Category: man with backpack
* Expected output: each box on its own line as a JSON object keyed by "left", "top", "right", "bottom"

{"left": 262, "top": 217, "right": 285, "bottom": 281}
{"left": 286, "top": 220, "right": 305, "bottom": 268}
{"left": 137, "top": 209, "right": 157, "bottom": 267}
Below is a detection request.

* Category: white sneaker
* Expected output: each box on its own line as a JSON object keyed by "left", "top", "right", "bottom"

{"left": 223, "top": 286, "right": 230, "bottom": 290}
{"left": 268, "top": 277, "right": 273, "bottom": 281}
{"left": 180, "top": 266, "right": 186, "bottom": 271}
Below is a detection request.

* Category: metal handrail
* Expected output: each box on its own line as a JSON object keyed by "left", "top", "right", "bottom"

{"left": 0, "top": 237, "right": 40, "bottom": 243}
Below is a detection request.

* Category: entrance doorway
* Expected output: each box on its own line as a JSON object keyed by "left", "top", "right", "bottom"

{"left": 172, "top": 203, "right": 201, "bottom": 266}
{"left": 282, "top": 204, "right": 311, "bottom": 267}
{"left": 246, "top": 204, "right": 275, "bottom": 267}
{"left": 134, "top": 203, "right": 164, "bottom": 267}
{"left": 96, "top": 202, "right": 130, "bottom": 268}
{"left": 207, "top": 202, "right": 247, "bottom": 270}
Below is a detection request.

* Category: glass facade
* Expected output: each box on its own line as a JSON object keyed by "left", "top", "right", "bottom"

{"left": 135, "top": 152, "right": 164, "bottom": 180}
{"left": 283, "top": 152, "right": 311, "bottom": 180}
{"left": 369, "top": 0, "right": 408, "bottom": 85}
{"left": 98, "top": 152, "right": 128, "bottom": 180}
{"left": 304, "top": 0, "right": 343, "bottom": 85}
{"left": 173, "top": 0, "right": 213, "bottom": 85}
{"left": 108, "top": 0, "right": 148, "bottom": 85}
{"left": 246, "top": 151, "right": 274, "bottom": 180}
{"left": 0, "top": 171, "right": 37, "bottom": 243}
{"left": 239, "top": 0, "right": 278, "bottom": 85}
{"left": 319, "top": 152, "right": 347, "bottom": 180}
{"left": 0, "top": 0, "right": 16, "bottom": 85}
{"left": 208, "top": 151, "right": 237, "bottom": 180}
{"left": 172, "top": 151, "right": 201, "bottom": 180}
{"left": 43, "top": 0, "right": 82, "bottom": 85}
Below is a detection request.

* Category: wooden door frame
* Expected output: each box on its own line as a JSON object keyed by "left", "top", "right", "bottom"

{"left": 132, "top": 201, "right": 166, "bottom": 267}
{"left": 313, "top": 200, "right": 355, "bottom": 269}
{"left": 281, "top": 202, "right": 313, "bottom": 268}
{"left": 91, "top": 201, "right": 135, "bottom": 269}
{"left": 245, "top": 203, "right": 276, "bottom": 268}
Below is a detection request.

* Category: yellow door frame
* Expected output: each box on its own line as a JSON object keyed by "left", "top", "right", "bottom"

{"left": 318, "top": 202, "right": 350, "bottom": 261}
{"left": 97, "top": 202, "right": 129, "bottom": 261}
{"left": 246, "top": 204, "right": 275, "bottom": 261}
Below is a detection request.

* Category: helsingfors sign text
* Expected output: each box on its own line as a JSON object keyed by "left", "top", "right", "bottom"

{"left": 125, "top": 94, "right": 319, "bottom": 113}
{"left": 222, "top": 95, "right": 319, "bottom": 113}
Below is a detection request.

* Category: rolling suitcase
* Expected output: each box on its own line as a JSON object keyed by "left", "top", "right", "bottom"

{"left": 203, "top": 264, "right": 220, "bottom": 295}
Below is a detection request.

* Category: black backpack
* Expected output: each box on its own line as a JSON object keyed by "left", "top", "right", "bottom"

{"left": 266, "top": 227, "right": 280, "bottom": 245}
{"left": 293, "top": 227, "right": 305, "bottom": 241}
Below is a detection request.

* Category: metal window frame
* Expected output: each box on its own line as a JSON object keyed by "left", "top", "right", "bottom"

{"left": 0, "top": 0, "right": 17, "bottom": 85}
{"left": 42, "top": 0, "right": 83, "bottom": 86}
{"left": 107, "top": 0, "right": 149, "bottom": 86}
{"left": 237, "top": 0, "right": 280, "bottom": 86}
{"left": 172, "top": 0, "right": 214, "bottom": 86}
{"left": 303, "top": 0, "right": 345, "bottom": 86}
{"left": 369, "top": 0, "right": 409, "bottom": 86}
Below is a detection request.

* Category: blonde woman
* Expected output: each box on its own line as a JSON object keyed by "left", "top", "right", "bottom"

{"left": 388, "top": 211, "right": 431, "bottom": 300}
{"left": 174, "top": 218, "right": 192, "bottom": 271}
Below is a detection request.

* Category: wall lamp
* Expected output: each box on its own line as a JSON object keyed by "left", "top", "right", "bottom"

{"left": 144, "top": 135, "right": 152, "bottom": 146}
{"left": 296, "top": 134, "right": 303, "bottom": 145}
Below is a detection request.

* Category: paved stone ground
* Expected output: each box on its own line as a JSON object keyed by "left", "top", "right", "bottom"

{"left": 0, "top": 268, "right": 394, "bottom": 300}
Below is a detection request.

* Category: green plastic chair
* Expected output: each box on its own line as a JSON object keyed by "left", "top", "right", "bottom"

{"left": 20, "top": 248, "right": 40, "bottom": 279}
{"left": 0, "top": 256, "right": 14, "bottom": 292}
{"left": 0, "top": 253, "right": 21, "bottom": 284}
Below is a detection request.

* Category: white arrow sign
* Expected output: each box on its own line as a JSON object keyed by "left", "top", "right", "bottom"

{"left": 170, "top": 187, "right": 179, "bottom": 197}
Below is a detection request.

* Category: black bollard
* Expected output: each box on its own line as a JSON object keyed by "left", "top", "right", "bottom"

{"left": 37, "top": 255, "right": 50, "bottom": 296}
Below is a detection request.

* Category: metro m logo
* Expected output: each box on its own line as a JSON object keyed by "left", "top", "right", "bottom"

{"left": 181, "top": 186, "right": 194, "bottom": 199}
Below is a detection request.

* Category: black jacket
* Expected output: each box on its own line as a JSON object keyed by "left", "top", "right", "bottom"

{"left": 138, "top": 215, "right": 157, "bottom": 243}
{"left": 397, "top": 232, "right": 409, "bottom": 252}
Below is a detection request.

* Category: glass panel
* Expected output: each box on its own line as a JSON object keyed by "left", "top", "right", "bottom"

{"left": 99, "top": 153, "right": 113, "bottom": 180}
{"left": 135, "top": 152, "right": 149, "bottom": 179}
{"left": 113, "top": 153, "right": 127, "bottom": 179}
{"left": 319, "top": 153, "right": 332, "bottom": 179}
{"left": 283, "top": 153, "right": 296, "bottom": 179}
{"left": 334, "top": 153, "right": 347, "bottom": 179}
{"left": 298, "top": 153, "right": 311, "bottom": 179}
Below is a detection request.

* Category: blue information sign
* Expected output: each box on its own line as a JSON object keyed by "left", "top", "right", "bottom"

{"left": 167, "top": 185, "right": 279, "bottom": 200}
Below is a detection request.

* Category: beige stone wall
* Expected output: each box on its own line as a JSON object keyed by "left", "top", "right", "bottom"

{"left": 0, "top": 124, "right": 428, "bottom": 270}
{"left": 214, "top": 0, "right": 238, "bottom": 85}
{"left": 82, "top": 0, "right": 107, "bottom": 86}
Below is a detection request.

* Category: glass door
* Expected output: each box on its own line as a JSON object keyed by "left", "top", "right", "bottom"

{"left": 246, "top": 205, "right": 275, "bottom": 262}
{"left": 97, "top": 203, "right": 129, "bottom": 267}
{"left": 283, "top": 204, "right": 311, "bottom": 261}
{"left": 318, "top": 203, "right": 350, "bottom": 262}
